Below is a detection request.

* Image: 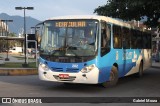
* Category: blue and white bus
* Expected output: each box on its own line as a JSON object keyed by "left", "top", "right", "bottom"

{"left": 36, "top": 15, "right": 152, "bottom": 87}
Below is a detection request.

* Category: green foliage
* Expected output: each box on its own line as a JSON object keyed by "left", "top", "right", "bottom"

{"left": 94, "top": 0, "right": 160, "bottom": 27}
{"left": 8, "top": 32, "right": 17, "bottom": 37}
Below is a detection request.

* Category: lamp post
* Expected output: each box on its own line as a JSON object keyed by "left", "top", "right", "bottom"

{"left": 15, "top": 7, "right": 34, "bottom": 67}
{"left": 1, "top": 20, "right": 13, "bottom": 61}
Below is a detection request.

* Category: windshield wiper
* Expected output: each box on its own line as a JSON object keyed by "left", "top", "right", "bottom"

{"left": 65, "top": 46, "right": 82, "bottom": 59}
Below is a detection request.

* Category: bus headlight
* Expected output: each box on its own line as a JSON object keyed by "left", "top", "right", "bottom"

{"left": 40, "top": 63, "right": 50, "bottom": 71}
{"left": 81, "top": 64, "right": 96, "bottom": 73}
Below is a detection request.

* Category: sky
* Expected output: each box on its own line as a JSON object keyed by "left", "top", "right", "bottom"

{"left": 0, "top": 0, "right": 107, "bottom": 21}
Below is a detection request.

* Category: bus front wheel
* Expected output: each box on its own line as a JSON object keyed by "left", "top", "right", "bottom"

{"left": 102, "top": 66, "right": 118, "bottom": 88}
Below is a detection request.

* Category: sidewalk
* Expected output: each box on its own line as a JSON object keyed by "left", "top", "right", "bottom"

{"left": 152, "top": 61, "right": 160, "bottom": 68}
{"left": 0, "top": 53, "right": 38, "bottom": 76}
{"left": 0, "top": 53, "right": 35, "bottom": 63}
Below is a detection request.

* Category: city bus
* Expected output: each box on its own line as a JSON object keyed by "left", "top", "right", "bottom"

{"left": 36, "top": 15, "right": 152, "bottom": 87}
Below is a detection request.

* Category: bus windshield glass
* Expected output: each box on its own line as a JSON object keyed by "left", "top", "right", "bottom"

{"left": 40, "top": 19, "right": 99, "bottom": 62}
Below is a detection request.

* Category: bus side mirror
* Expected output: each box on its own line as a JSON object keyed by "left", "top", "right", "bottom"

{"left": 35, "top": 31, "right": 41, "bottom": 44}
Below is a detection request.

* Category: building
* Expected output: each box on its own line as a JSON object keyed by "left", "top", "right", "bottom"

{"left": 0, "top": 19, "right": 24, "bottom": 52}
{"left": 152, "top": 27, "right": 160, "bottom": 62}
{"left": 0, "top": 20, "right": 7, "bottom": 36}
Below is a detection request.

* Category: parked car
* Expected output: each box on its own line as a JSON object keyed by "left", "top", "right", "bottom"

{"left": 31, "top": 49, "right": 39, "bottom": 59}
{"left": 2, "top": 48, "right": 7, "bottom": 52}
{"left": 9, "top": 47, "right": 22, "bottom": 53}
{"left": 31, "top": 50, "right": 39, "bottom": 54}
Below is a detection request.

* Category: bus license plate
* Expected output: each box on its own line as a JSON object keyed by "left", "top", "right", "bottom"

{"left": 59, "top": 74, "right": 69, "bottom": 79}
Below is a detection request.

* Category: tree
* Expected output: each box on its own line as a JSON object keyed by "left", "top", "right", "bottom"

{"left": 8, "top": 32, "right": 17, "bottom": 37}
{"left": 94, "top": 0, "right": 160, "bottom": 27}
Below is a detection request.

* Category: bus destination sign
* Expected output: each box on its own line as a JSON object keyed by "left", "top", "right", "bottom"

{"left": 55, "top": 21, "right": 86, "bottom": 27}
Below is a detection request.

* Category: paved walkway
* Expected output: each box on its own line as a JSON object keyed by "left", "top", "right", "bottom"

{"left": 0, "top": 53, "right": 38, "bottom": 75}
{"left": 152, "top": 61, "right": 160, "bottom": 68}
{"left": 0, "top": 53, "right": 36, "bottom": 63}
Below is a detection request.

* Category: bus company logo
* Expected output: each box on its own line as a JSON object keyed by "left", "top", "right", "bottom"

{"left": 2, "top": 98, "right": 11, "bottom": 103}
{"left": 72, "top": 64, "right": 78, "bottom": 68}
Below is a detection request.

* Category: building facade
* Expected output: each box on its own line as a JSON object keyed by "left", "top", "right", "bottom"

{"left": 152, "top": 27, "right": 160, "bottom": 62}
{"left": 0, "top": 19, "right": 8, "bottom": 36}
{"left": 0, "top": 19, "right": 24, "bottom": 53}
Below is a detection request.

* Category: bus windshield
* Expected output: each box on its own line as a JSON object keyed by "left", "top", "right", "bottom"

{"left": 40, "top": 19, "right": 99, "bottom": 62}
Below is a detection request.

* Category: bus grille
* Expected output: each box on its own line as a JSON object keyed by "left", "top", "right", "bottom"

{"left": 51, "top": 67, "right": 63, "bottom": 72}
{"left": 66, "top": 68, "right": 79, "bottom": 73}
{"left": 51, "top": 67, "right": 79, "bottom": 73}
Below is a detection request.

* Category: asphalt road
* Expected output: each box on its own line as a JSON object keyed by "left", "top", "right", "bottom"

{"left": 0, "top": 67, "right": 160, "bottom": 106}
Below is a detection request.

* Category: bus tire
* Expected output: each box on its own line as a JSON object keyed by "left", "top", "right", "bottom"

{"left": 137, "top": 62, "right": 143, "bottom": 77}
{"left": 102, "top": 66, "right": 118, "bottom": 88}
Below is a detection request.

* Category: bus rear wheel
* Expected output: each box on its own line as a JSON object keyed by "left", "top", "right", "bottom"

{"left": 102, "top": 66, "right": 118, "bottom": 88}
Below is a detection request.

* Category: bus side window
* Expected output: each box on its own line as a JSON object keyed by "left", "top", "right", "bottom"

{"left": 131, "top": 30, "right": 137, "bottom": 49}
{"left": 146, "top": 33, "right": 151, "bottom": 49}
{"left": 122, "top": 27, "right": 130, "bottom": 49}
{"left": 131, "top": 30, "right": 142, "bottom": 49}
{"left": 113, "top": 25, "right": 122, "bottom": 48}
{"left": 101, "top": 21, "right": 111, "bottom": 56}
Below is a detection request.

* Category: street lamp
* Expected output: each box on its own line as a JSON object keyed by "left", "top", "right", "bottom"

{"left": 1, "top": 20, "right": 13, "bottom": 61}
{"left": 15, "top": 7, "right": 34, "bottom": 67}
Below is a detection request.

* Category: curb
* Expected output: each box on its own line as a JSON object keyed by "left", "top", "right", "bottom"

{"left": 0, "top": 68, "right": 38, "bottom": 76}
{"left": 151, "top": 66, "right": 160, "bottom": 69}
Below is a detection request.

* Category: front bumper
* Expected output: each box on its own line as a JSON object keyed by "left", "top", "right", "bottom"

{"left": 38, "top": 65, "right": 99, "bottom": 84}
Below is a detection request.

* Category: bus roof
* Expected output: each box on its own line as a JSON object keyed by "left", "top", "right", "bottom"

{"left": 45, "top": 15, "right": 150, "bottom": 32}
{"left": 47, "top": 15, "right": 132, "bottom": 29}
